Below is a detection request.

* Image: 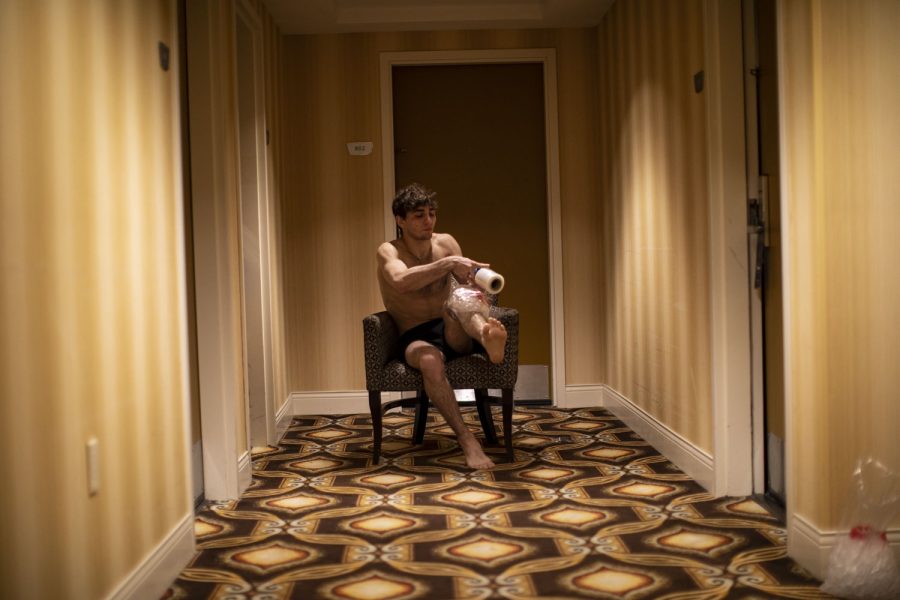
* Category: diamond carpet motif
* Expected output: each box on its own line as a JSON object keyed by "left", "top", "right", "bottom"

{"left": 349, "top": 513, "right": 419, "bottom": 535}
{"left": 570, "top": 564, "right": 658, "bottom": 596}
{"left": 264, "top": 494, "right": 331, "bottom": 513}
{"left": 166, "top": 407, "right": 831, "bottom": 599}
{"left": 440, "top": 488, "right": 506, "bottom": 507}
{"left": 540, "top": 506, "right": 610, "bottom": 528}
{"left": 328, "top": 573, "right": 417, "bottom": 600}
{"left": 227, "top": 542, "right": 314, "bottom": 574}
{"left": 654, "top": 527, "right": 737, "bottom": 556}
{"left": 444, "top": 535, "right": 526, "bottom": 564}
{"left": 193, "top": 517, "right": 227, "bottom": 538}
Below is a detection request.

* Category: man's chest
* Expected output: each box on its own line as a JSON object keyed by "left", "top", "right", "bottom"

{"left": 415, "top": 275, "right": 449, "bottom": 299}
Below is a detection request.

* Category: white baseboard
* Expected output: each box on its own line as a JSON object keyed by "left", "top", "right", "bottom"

{"left": 561, "top": 384, "right": 605, "bottom": 408}
{"left": 106, "top": 511, "right": 195, "bottom": 600}
{"left": 275, "top": 396, "right": 293, "bottom": 439}
{"left": 601, "top": 385, "right": 715, "bottom": 492}
{"left": 789, "top": 513, "right": 900, "bottom": 581}
{"left": 238, "top": 450, "right": 252, "bottom": 491}
{"left": 290, "top": 390, "right": 370, "bottom": 415}
{"left": 789, "top": 514, "right": 831, "bottom": 579}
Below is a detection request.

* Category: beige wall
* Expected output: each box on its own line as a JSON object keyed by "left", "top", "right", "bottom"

{"left": 596, "top": 0, "right": 713, "bottom": 451}
{"left": 780, "top": 0, "right": 900, "bottom": 531}
{"left": 282, "top": 28, "right": 603, "bottom": 392}
{"left": 0, "top": 0, "right": 191, "bottom": 597}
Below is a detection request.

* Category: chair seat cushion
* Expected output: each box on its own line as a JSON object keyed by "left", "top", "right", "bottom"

{"left": 373, "top": 352, "right": 517, "bottom": 391}
{"left": 363, "top": 307, "right": 519, "bottom": 392}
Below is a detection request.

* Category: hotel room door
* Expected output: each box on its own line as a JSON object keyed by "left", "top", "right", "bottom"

{"left": 744, "top": 0, "right": 785, "bottom": 504}
{"left": 392, "top": 63, "right": 552, "bottom": 398}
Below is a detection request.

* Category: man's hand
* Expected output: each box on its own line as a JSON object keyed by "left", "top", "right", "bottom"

{"left": 449, "top": 256, "right": 489, "bottom": 284}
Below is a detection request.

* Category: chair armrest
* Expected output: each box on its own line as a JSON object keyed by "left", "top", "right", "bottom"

{"left": 490, "top": 305, "right": 517, "bottom": 326}
{"left": 363, "top": 312, "right": 400, "bottom": 371}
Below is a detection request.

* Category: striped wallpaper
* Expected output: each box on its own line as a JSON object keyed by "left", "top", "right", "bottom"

{"left": 596, "top": 0, "right": 712, "bottom": 451}
{"left": 780, "top": 0, "right": 900, "bottom": 531}
{"left": 0, "top": 0, "right": 191, "bottom": 597}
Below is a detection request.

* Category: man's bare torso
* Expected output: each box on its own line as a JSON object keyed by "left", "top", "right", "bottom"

{"left": 377, "top": 233, "right": 457, "bottom": 333}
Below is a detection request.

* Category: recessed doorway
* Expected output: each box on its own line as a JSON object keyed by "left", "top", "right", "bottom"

{"left": 379, "top": 49, "right": 567, "bottom": 404}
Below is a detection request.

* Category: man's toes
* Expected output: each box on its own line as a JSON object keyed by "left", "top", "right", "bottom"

{"left": 469, "top": 456, "right": 495, "bottom": 470}
{"left": 488, "top": 317, "right": 506, "bottom": 331}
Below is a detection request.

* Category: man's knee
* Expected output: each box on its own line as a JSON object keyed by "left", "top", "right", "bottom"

{"left": 412, "top": 347, "right": 446, "bottom": 380}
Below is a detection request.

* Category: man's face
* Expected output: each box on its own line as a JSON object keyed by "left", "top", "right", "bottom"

{"left": 397, "top": 205, "right": 436, "bottom": 241}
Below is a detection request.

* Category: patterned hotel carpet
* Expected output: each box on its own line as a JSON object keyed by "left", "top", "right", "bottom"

{"left": 166, "top": 407, "right": 831, "bottom": 599}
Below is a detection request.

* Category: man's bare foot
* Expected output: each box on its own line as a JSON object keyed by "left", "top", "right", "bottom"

{"left": 460, "top": 437, "right": 495, "bottom": 469}
{"left": 481, "top": 317, "right": 508, "bottom": 364}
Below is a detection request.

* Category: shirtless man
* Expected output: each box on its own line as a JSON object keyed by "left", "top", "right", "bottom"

{"left": 376, "top": 183, "right": 508, "bottom": 469}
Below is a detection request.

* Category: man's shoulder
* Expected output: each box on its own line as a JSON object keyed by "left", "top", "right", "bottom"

{"left": 434, "top": 233, "right": 459, "bottom": 253}
{"left": 377, "top": 240, "right": 400, "bottom": 257}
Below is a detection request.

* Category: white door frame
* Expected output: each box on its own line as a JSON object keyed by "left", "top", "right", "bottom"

{"left": 379, "top": 49, "right": 568, "bottom": 405}
{"left": 740, "top": 0, "right": 768, "bottom": 495}
{"left": 187, "top": 0, "right": 245, "bottom": 502}
{"left": 186, "top": 0, "right": 276, "bottom": 501}
{"left": 234, "top": 0, "right": 277, "bottom": 449}
{"left": 704, "top": 0, "right": 754, "bottom": 497}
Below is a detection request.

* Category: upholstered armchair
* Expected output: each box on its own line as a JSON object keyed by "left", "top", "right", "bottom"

{"left": 362, "top": 306, "right": 519, "bottom": 464}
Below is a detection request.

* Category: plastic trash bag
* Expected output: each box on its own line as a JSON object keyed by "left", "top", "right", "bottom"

{"left": 820, "top": 458, "right": 900, "bottom": 600}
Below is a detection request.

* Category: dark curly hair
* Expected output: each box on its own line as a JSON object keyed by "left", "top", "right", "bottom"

{"left": 392, "top": 183, "right": 438, "bottom": 218}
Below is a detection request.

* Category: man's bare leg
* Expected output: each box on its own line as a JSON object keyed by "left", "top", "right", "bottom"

{"left": 465, "top": 314, "right": 507, "bottom": 363}
{"left": 444, "top": 309, "right": 508, "bottom": 364}
{"left": 405, "top": 342, "right": 495, "bottom": 469}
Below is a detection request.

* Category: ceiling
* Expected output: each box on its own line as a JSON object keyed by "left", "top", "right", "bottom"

{"left": 262, "top": 0, "right": 616, "bottom": 35}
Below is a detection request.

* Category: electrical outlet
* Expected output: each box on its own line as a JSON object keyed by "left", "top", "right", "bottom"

{"left": 86, "top": 437, "right": 100, "bottom": 496}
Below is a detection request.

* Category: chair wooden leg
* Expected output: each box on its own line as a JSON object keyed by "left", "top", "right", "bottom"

{"left": 502, "top": 388, "right": 514, "bottom": 461}
{"left": 368, "top": 391, "right": 383, "bottom": 465}
{"left": 413, "top": 393, "right": 429, "bottom": 444}
{"left": 475, "top": 389, "right": 498, "bottom": 445}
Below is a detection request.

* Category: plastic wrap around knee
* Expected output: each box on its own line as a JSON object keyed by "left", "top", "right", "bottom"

{"left": 445, "top": 285, "right": 490, "bottom": 321}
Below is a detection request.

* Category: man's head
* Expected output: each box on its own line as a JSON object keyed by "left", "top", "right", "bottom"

{"left": 393, "top": 183, "right": 438, "bottom": 239}
{"left": 392, "top": 183, "right": 438, "bottom": 218}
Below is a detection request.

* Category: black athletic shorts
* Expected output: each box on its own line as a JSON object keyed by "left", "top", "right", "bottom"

{"left": 397, "top": 318, "right": 483, "bottom": 363}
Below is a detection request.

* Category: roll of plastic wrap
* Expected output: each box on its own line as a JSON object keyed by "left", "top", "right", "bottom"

{"left": 474, "top": 268, "right": 505, "bottom": 294}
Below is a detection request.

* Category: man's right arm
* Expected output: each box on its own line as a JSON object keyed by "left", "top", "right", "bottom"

{"left": 377, "top": 243, "right": 484, "bottom": 294}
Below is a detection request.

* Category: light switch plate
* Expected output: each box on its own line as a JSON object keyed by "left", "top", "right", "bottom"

{"left": 86, "top": 437, "right": 100, "bottom": 496}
